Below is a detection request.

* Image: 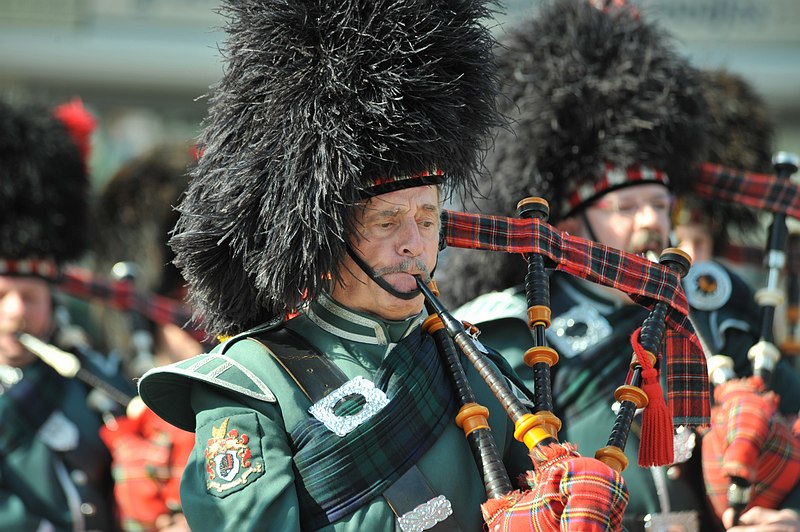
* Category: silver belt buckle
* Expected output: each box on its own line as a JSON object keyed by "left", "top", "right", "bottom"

{"left": 397, "top": 495, "right": 453, "bottom": 532}
{"left": 643, "top": 510, "right": 699, "bottom": 532}
{"left": 308, "top": 376, "right": 389, "bottom": 436}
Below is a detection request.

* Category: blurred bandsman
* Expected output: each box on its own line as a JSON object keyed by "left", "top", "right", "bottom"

{"left": 0, "top": 96, "right": 127, "bottom": 531}
{"left": 672, "top": 69, "right": 773, "bottom": 265}
{"left": 92, "top": 143, "right": 203, "bottom": 532}
{"left": 672, "top": 70, "right": 800, "bottom": 411}
{"left": 441, "top": 1, "right": 800, "bottom": 529}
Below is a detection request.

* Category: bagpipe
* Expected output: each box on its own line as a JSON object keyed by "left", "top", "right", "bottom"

{"left": 16, "top": 332, "right": 134, "bottom": 409}
{"left": 784, "top": 233, "right": 800, "bottom": 356}
{"left": 422, "top": 197, "right": 708, "bottom": 529}
{"left": 692, "top": 152, "right": 800, "bottom": 525}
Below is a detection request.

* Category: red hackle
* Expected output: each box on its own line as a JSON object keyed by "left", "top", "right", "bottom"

{"left": 53, "top": 97, "right": 97, "bottom": 165}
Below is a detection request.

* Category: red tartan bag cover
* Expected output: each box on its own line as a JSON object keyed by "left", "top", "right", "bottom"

{"left": 702, "top": 377, "right": 800, "bottom": 521}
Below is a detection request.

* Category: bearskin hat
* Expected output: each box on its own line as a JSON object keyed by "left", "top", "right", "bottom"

{"left": 674, "top": 69, "right": 773, "bottom": 253}
{"left": 90, "top": 143, "right": 196, "bottom": 365}
{"left": 438, "top": 0, "right": 708, "bottom": 307}
{"left": 0, "top": 96, "right": 92, "bottom": 276}
{"left": 93, "top": 143, "right": 195, "bottom": 298}
{"left": 171, "top": 0, "right": 501, "bottom": 336}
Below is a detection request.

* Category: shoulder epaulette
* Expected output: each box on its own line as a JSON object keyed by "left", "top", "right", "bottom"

{"left": 138, "top": 339, "right": 277, "bottom": 432}
{"left": 454, "top": 286, "right": 528, "bottom": 325}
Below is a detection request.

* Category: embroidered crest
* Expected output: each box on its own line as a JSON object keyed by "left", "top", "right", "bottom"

{"left": 683, "top": 261, "right": 732, "bottom": 311}
{"left": 205, "top": 417, "right": 264, "bottom": 493}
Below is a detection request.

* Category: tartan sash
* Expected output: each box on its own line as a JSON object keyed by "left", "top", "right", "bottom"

{"left": 290, "top": 327, "right": 456, "bottom": 529}
{"left": 0, "top": 361, "right": 66, "bottom": 455}
{"left": 694, "top": 163, "right": 800, "bottom": 219}
{"left": 442, "top": 209, "right": 710, "bottom": 427}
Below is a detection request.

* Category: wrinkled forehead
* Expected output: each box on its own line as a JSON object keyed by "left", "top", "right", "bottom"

{"left": 0, "top": 274, "right": 51, "bottom": 294}
{"left": 359, "top": 185, "right": 441, "bottom": 214}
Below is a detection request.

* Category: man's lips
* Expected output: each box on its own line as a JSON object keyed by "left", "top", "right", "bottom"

{"left": 381, "top": 272, "right": 421, "bottom": 291}
{"left": 0, "top": 328, "right": 21, "bottom": 339}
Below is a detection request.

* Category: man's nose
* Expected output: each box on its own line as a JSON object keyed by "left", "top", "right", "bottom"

{"left": 678, "top": 239, "right": 699, "bottom": 262}
{"left": 0, "top": 291, "right": 25, "bottom": 325}
{"left": 398, "top": 221, "right": 425, "bottom": 257}
{"left": 634, "top": 203, "right": 662, "bottom": 227}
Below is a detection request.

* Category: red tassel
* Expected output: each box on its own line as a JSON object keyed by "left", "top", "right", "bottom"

{"left": 631, "top": 327, "right": 674, "bottom": 467}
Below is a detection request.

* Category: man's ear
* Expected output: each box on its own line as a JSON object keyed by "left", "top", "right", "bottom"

{"left": 438, "top": 211, "right": 447, "bottom": 251}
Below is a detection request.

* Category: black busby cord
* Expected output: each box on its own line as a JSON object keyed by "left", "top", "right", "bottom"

{"left": 345, "top": 245, "right": 421, "bottom": 300}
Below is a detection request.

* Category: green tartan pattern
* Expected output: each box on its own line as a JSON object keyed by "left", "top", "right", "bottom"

{"left": 290, "top": 328, "right": 456, "bottom": 529}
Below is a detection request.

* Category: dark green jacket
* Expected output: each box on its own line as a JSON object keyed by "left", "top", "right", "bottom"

{"left": 0, "top": 360, "right": 119, "bottom": 531}
{"left": 139, "top": 293, "right": 534, "bottom": 531}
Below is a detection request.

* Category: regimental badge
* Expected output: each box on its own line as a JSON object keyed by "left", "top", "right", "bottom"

{"left": 205, "top": 417, "right": 264, "bottom": 494}
{"left": 38, "top": 410, "right": 79, "bottom": 452}
{"left": 683, "top": 261, "right": 732, "bottom": 311}
{"left": 672, "top": 425, "right": 697, "bottom": 465}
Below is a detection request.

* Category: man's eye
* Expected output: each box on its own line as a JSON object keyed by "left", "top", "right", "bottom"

{"left": 616, "top": 204, "right": 637, "bottom": 216}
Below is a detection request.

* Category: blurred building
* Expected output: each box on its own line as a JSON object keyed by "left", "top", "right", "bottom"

{"left": 1, "top": 0, "right": 798, "bottom": 186}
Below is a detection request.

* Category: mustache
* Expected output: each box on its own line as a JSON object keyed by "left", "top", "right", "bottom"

{"left": 373, "top": 258, "right": 431, "bottom": 283}
{"left": 628, "top": 230, "right": 665, "bottom": 253}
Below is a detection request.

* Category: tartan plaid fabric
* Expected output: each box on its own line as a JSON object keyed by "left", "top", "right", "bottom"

{"left": 702, "top": 376, "right": 800, "bottom": 521}
{"left": 99, "top": 407, "right": 195, "bottom": 532}
{"left": 57, "top": 267, "right": 203, "bottom": 339}
{"left": 694, "top": 163, "right": 800, "bottom": 220}
{"left": 290, "top": 328, "right": 455, "bottom": 529}
{"left": 484, "top": 443, "right": 628, "bottom": 531}
{"left": 442, "top": 210, "right": 710, "bottom": 426}
{"left": 719, "top": 243, "right": 767, "bottom": 267}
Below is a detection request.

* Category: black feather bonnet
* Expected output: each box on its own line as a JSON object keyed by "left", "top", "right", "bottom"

{"left": 94, "top": 143, "right": 195, "bottom": 298}
{"left": 487, "top": 0, "right": 707, "bottom": 224}
{"left": 0, "top": 96, "right": 91, "bottom": 279}
{"left": 171, "top": 0, "right": 501, "bottom": 336}
{"left": 674, "top": 69, "right": 773, "bottom": 252}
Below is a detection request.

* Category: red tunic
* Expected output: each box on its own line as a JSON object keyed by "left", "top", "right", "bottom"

{"left": 100, "top": 404, "right": 195, "bottom": 531}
